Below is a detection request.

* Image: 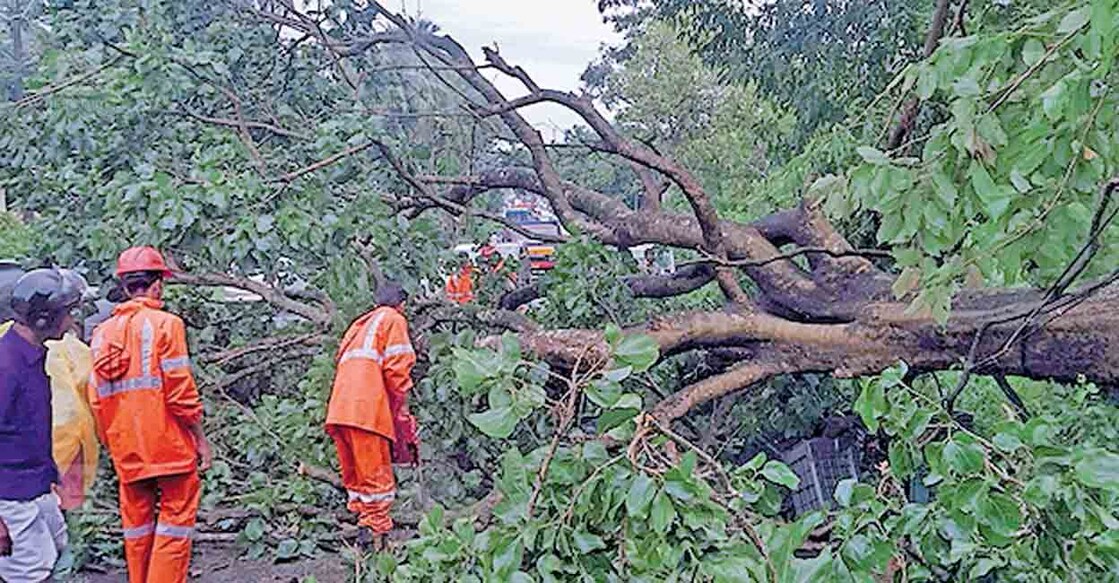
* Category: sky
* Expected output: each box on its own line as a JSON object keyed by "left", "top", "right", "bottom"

{"left": 398, "top": 0, "right": 621, "bottom": 138}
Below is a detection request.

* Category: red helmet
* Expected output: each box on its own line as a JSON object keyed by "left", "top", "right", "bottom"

{"left": 115, "top": 246, "right": 174, "bottom": 278}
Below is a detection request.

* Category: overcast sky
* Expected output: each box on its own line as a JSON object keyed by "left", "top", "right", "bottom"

{"left": 398, "top": 0, "right": 620, "bottom": 137}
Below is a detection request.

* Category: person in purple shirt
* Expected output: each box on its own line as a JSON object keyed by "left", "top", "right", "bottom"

{"left": 0, "top": 268, "right": 84, "bottom": 582}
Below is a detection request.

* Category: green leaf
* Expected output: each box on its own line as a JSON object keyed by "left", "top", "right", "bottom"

{"left": 274, "top": 538, "right": 299, "bottom": 560}
{"left": 453, "top": 349, "right": 494, "bottom": 394}
{"left": 992, "top": 432, "right": 1024, "bottom": 452}
{"left": 970, "top": 162, "right": 1011, "bottom": 219}
{"left": 969, "top": 557, "right": 1002, "bottom": 579}
{"left": 626, "top": 474, "right": 657, "bottom": 517}
{"left": 515, "top": 384, "right": 546, "bottom": 415}
{"left": 761, "top": 461, "right": 800, "bottom": 490}
{"left": 1009, "top": 169, "right": 1032, "bottom": 193}
{"left": 978, "top": 492, "right": 1022, "bottom": 536}
{"left": 952, "top": 77, "right": 981, "bottom": 97}
{"left": 613, "top": 334, "right": 659, "bottom": 372}
{"left": 1074, "top": 450, "right": 1119, "bottom": 490}
{"left": 743, "top": 452, "right": 768, "bottom": 473}
{"left": 613, "top": 393, "right": 643, "bottom": 410}
{"left": 651, "top": 490, "right": 675, "bottom": 535}
{"left": 892, "top": 267, "right": 921, "bottom": 299}
{"left": 572, "top": 530, "right": 606, "bottom": 553}
{"left": 857, "top": 146, "right": 891, "bottom": 166}
{"left": 1057, "top": 6, "right": 1090, "bottom": 33}
{"left": 597, "top": 408, "right": 638, "bottom": 433}
{"left": 581, "top": 440, "right": 609, "bottom": 464}
{"left": 536, "top": 554, "right": 562, "bottom": 577}
{"left": 854, "top": 380, "right": 887, "bottom": 433}
{"left": 467, "top": 406, "right": 519, "bottom": 439}
{"left": 679, "top": 451, "right": 699, "bottom": 476}
{"left": 663, "top": 477, "right": 695, "bottom": 503}
{"left": 1021, "top": 39, "right": 1045, "bottom": 66}
{"left": 916, "top": 64, "right": 938, "bottom": 100}
{"left": 584, "top": 379, "right": 621, "bottom": 408}
{"left": 492, "top": 536, "right": 524, "bottom": 577}
{"left": 929, "top": 170, "right": 959, "bottom": 208}
{"left": 244, "top": 517, "right": 265, "bottom": 542}
{"left": 943, "top": 435, "right": 986, "bottom": 475}
{"left": 1040, "top": 81, "right": 1067, "bottom": 121}
{"left": 834, "top": 479, "right": 857, "bottom": 508}
{"left": 499, "top": 334, "right": 522, "bottom": 362}
{"left": 601, "top": 366, "right": 632, "bottom": 382}
{"left": 604, "top": 323, "right": 623, "bottom": 346}
{"left": 1023, "top": 474, "right": 1058, "bottom": 507}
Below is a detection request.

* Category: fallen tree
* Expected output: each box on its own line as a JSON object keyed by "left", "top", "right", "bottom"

{"left": 251, "top": 0, "right": 1119, "bottom": 427}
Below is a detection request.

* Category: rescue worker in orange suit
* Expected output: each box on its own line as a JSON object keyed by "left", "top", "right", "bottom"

{"left": 326, "top": 282, "right": 419, "bottom": 551}
{"left": 88, "top": 247, "right": 212, "bottom": 583}
{"left": 444, "top": 258, "right": 475, "bottom": 304}
{"left": 479, "top": 244, "right": 517, "bottom": 290}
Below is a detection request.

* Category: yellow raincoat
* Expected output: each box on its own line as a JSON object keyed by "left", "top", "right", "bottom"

{"left": 0, "top": 322, "right": 99, "bottom": 509}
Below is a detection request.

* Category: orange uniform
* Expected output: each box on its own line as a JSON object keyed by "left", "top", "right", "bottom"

{"left": 88, "top": 297, "right": 202, "bottom": 583}
{"left": 326, "top": 306, "right": 416, "bottom": 533}
{"left": 445, "top": 266, "right": 475, "bottom": 304}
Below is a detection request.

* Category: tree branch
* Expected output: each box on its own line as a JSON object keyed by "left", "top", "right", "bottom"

{"left": 200, "top": 333, "right": 326, "bottom": 366}
{"left": 172, "top": 108, "right": 310, "bottom": 139}
{"left": 173, "top": 272, "right": 332, "bottom": 328}
{"left": 499, "top": 265, "right": 716, "bottom": 310}
{"left": 12, "top": 56, "right": 124, "bottom": 109}
{"left": 886, "top": 0, "right": 954, "bottom": 150}
{"left": 273, "top": 141, "right": 376, "bottom": 183}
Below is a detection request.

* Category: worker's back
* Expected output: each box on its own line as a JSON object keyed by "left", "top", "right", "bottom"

{"left": 88, "top": 298, "right": 201, "bottom": 484}
{"left": 327, "top": 306, "right": 415, "bottom": 439}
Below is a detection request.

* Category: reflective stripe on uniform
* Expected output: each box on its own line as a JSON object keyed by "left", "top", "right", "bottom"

{"left": 96, "top": 375, "right": 162, "bottom": 398}
{"left": 387, "top": 342, "right": 418, "bottom": 355}
{"left": 154, "top": 523, "right": 194, "bottom": 538}
{"left": 339, "top": 311, "right": 388, "bottom": 364}
{"left": 122, "top": 523, "right": 155, "bottom": 539}
{"left": 339, "top": 348, "right": 381, "bottom": 364}
{"left": 160, "top": 356, "right": 192, "bottom": 372}
{"left": 96, "top": 318, "right": 164, "bottom": 398}
{"left": 339, "top": 344, "right": 414, "bottom": 365}
{"left": 141, "top": 319, "right": 153, "bottom": 374}
{"left": 347, "top": 489, "right": 396, "bottom": 503}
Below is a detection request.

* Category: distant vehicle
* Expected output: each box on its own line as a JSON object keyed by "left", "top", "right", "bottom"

{"left": 498, "top": 204, "right": 563, "bottom": 279}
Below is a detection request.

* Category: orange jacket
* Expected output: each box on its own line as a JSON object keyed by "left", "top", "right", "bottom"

{"left": 326, "top": 306, "right": 416, "bottom": 440}
{"left": 88, "top": 298, "right": 203, "bottom": 484}
{"left": 445, "top": 267, "right": 474, "bottom": 304}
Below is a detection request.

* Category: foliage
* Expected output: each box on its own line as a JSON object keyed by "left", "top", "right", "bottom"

{"left": 598, "top": 0, "right": 929, "bottom": 137}
{"left": 844, "top": 364, "right": 1119, "bottom": 580}
{"left": 382, "top": 332, "right": 811, "bottom": 582}
{"left": 586, "top": 21, "right": 800, "bottom": 219}
{"left": 531, "top": 237, "right": 645, "bottom": 328}
{"left": 0, "top": 210, "right": 33, "bottom": 259}
{"left": 833, "top": 0, "right": 1119, "bottom": 319}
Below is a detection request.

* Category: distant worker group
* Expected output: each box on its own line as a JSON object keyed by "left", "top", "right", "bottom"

{"left": 1, "top": 244, "right": 422, "bottom": 580}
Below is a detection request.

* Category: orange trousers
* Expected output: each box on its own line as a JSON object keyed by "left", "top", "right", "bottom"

{"left": 119, "top": 471, "right": 201, "bottom": 583}
{"left": 329, "top": 425, "right": 396, "bottom": 533}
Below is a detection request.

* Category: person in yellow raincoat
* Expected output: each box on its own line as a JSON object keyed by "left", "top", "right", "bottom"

{"left": 0, "top": 268, "right": 100, "bottom": 511}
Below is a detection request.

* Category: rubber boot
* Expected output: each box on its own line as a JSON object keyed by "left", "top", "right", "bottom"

{"left": 356, "top": 526, "right": 375, "bottom": 551}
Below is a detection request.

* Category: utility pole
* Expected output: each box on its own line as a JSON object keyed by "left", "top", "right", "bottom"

{"left": 2, "top": 0, "right": 34, "bottom": 102}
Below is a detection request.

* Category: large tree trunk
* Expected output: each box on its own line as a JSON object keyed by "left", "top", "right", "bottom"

{"left": 507, "top": 280, "right": 1119, "bottom": 421}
